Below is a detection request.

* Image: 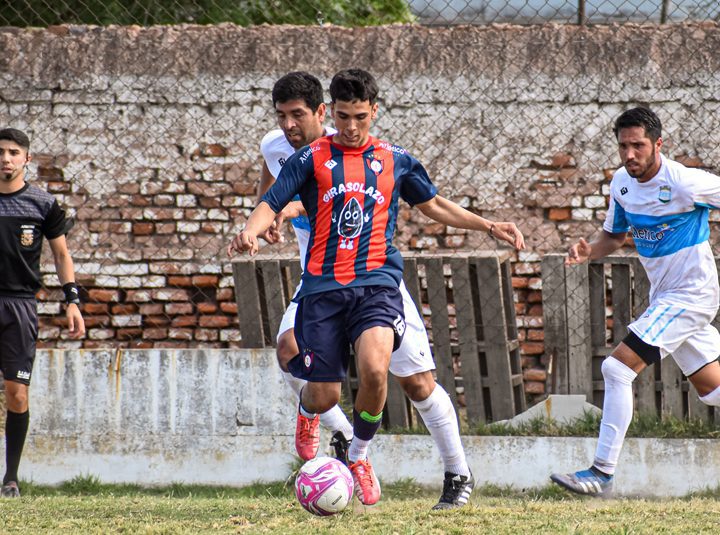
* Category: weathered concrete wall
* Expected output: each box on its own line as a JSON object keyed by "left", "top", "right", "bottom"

{"left": 1, "top": 349, "right": 713, "bottom": 495}
{"left": 2, "top": 23, "right": 720, "bottom": 397}
{"left": 10, "top": 349, "right": 719, "bottom": 496}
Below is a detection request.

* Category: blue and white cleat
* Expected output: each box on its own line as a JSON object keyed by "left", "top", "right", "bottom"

{"left": 550, "top": 468, "right": 613, "bottom": 496}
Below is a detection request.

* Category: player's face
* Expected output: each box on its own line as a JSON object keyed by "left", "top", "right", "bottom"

{"left": 0, "top": 140, "right": 29, "bottom": 183}
{"left": 617, "top": 126, "right": 662, "bottom": 182}
{"left": 331, "top": 100, "right": 378, "bottom": 148}
{"left": 275, "top": 99, "right": 327, "bottom": 150}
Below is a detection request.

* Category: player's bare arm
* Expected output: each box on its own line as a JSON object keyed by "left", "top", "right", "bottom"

{"left": 256, "top": 161, "right": 284, "bottom": 244}
{"left": 227, "top": 201, "right": 279, "bottom": 257}
{"left": 415, "top": 195, "right": 525, "bottom": 250}
{"left": 567, "top": 230, "right": 627, "bottom": 265}
{"left": 48, "top": 235, "right": 85, "bottom": 338}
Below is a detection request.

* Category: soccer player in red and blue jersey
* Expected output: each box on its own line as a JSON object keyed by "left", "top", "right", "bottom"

{"left": 229, "top": 69, "right": 524, "bottom": 505}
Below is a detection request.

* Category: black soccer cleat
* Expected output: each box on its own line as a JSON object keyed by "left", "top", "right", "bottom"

{"left": 0, "top": 481, "right": 20, "bottom": 498}
{"left": 432, "top": 471, "right": 475, "bottom": 510}
{"left": 329, "top": 430, "right": 350, "bottom": 466}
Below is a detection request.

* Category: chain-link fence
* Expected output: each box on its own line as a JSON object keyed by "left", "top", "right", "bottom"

{"left": 2, "top": 1, "right": 720, "bottom": 413}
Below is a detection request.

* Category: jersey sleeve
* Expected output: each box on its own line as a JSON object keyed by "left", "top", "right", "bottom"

{"left": 42, "top": 199, "right": 69, "bottom": 239}
{"left": 603, "top": 195, "right": 629, "bottom": 234}
{"left": 398, "top": 154, "right": 438, "bottom": 206}
{"left": 686, "top": 168, "right": 720, "bottom": 209}
{"left": 261, "top": 149, "right": 311, "bottom": 212}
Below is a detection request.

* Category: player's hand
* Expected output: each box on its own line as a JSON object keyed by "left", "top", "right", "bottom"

{"left": 259, "top": 220, "right": 283, "bottom": 245}
{"left": 567, "top": 237, "right": 592, "bottom": 264}
{"left": 66, "top": 303, "right": 85, "bottom": 338}
{"left": 227, "top": 230, "right": 260, "bottom": 257}
{"left": 490, "top": 222, "right": 525, "bottom": 250}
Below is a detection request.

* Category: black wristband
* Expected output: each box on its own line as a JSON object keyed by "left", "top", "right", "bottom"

{"left": 63, "top": 282, "right": 81, "bottom": 305}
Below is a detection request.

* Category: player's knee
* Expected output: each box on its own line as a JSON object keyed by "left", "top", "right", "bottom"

{"left": 699, "top": 385, "right": 720, "bottom": 406}
{"left": 601, "top": 356, "right": 637, "bottom": 385}
{"left": 360, "top": 368, "right": 387, "bottom": 392}
{"left": 4, "top": 388, "right": 28, "bottom": 412}
{"left": 397, "top": 372, "right": 435, "bottom": 402}
{"left": 276, "top": 332, "right": 297, "bottom": 371}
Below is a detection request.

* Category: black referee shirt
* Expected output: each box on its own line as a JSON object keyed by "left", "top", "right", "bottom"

{"left": 0, "top": 183, "right": 68, "bottom": 297}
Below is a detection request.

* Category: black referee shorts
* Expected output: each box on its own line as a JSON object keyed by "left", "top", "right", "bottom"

{"left": 0, "top": 296, "right": 38, "bottom": 385}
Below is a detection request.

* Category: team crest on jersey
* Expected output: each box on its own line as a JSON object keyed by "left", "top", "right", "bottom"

{"left": 366, "top": 157, "right": 383, "bottom": 175}
{"left": 658, "top": 185, "right": 671, "bottom": 203}
{"left": 334, "top": 197, "right": 369, "bottom": 250}
{"left": 324, "top": 159, "right": 338, "bottom": 170}
{"left": 20, "top": 225, "right": 35, "bottom": 247}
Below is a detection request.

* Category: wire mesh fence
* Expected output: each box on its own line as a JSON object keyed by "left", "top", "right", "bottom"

{"left": 2, "top": 1, "right": 720, "bottom": 412}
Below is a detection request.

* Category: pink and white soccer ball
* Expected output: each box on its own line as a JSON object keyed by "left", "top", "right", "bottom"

{"left": 295, "top": 456, "right": 354, "bottom": 516}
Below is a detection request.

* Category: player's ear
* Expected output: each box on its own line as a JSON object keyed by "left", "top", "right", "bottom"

{"left": 655, "top": 136, "right": 662, "bottom": 152}
{"left": 371, "top": 103, "right": 379, "bottom": 120}
{"left": 25, "top": 152, "right": 32, "bottom": 164}
{"left": 316, "top": 103, "right": 327, "bottom": 121}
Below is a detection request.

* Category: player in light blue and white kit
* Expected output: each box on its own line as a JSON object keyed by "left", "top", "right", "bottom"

{"left": 551, "top": 107, "right": 720, "bottom": 495}
{"left": 256, "top": 72, "right": 474, "bottom": 509}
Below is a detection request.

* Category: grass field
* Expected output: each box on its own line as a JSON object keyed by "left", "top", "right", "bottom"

{"left": 1, "top": 477, "right": 719, "bottom": 534}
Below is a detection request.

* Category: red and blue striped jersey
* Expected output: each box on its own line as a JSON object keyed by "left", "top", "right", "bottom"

{"left": 263, "top": 134, "right": 437, "bottom": 299}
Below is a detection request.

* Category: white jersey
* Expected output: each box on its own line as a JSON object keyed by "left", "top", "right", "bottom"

{"left": 604, "top": 155, "right": 720, "bottom": 311}
{"left": 260, "top": 128, "right": 336, "bottom": 271}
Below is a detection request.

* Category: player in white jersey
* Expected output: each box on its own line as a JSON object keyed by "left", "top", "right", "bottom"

{"left": 257, "top": 72, "right": 474, "bottom": 509}
{"left": 551, "top": 107, "right": 720, "bottom": 496}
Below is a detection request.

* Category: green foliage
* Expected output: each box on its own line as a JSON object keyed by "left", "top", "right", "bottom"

{"left": 1, "top": 0, "right": 414, "bottom": 27}
{"left": 471, "top": 410, "right": 720, "bottom": 439}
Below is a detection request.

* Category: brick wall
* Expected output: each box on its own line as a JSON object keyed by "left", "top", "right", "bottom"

{"left": 3, "top": 22, "right": 720, "bottom": 400}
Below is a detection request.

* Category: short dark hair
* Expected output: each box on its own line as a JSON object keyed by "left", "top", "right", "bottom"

{"left": 329, "top": 69, "right": 378, "bottom": 104}
{"left": 0, "top": 128, "right": 30, "bottom": 150}
{"left": 271, "top": 72, "right": 324, "bottom": 112}
{"left": 613, "top": 107, "right": 662, "bottom": 142}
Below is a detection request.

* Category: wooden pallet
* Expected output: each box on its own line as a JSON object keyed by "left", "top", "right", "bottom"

{"left": 232, "top": 251, "right": 525, "bottom": 427}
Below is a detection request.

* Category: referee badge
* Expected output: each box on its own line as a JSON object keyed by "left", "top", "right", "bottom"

{"left": 658, "top": 185, "right": 671, "bottom": 204}
{"left": 20, "top": 225, "right": 35, "bottom": 247}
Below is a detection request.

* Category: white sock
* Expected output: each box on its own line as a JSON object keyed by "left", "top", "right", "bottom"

{"left": 593, "top": 357, "right": 637, "bottom": 476}
{"left": 699, "top": 385, "right": 720, "bottom": 406}
{"left": 282, "top": 370, "right": 305, "bottom": 396}
{"left": 412, "top": 384, "right": 470, "bottom": 477}
{"left": 284, "top": 371, "right": 352, "bottom": 438}
{"left": 347, "top": 436, "right": 371, "bottom": 463}
{"left": 319, "top": 407, "right": 354, "bottom": 440}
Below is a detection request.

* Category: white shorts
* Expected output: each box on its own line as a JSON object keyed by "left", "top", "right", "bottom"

{"left": 276, "top": 280, "right": 435, "bottom": 377}
{"left": 628, "top": 302, "right": 720, "bottom": 376}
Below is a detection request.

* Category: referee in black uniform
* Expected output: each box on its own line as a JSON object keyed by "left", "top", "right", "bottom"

{"left": 0, "top": 128, "right": 85, "bottom": 497}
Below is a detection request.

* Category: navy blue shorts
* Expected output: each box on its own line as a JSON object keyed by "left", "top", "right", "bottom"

{"left": 0, "top": 296, "right": 38, "bottom": 385}
{"left": 289, "top": 286, "right": 405, "bottom": 382}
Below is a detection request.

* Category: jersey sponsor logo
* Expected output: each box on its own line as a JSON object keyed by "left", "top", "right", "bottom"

{"left": 322, "top": 182, "right": 385, "bottom": 205}
{"left": 20, "top": 224, "right": 35, "bottom": 247}
{"left": 377, "top": 141, "right": 406, "bottom": 155}
{"left": 299, "top": 145, "right": 320, "bottom": 164}
{"left": 631, "top": 223, "right": 671, "bottom": 243}
{"left": 324, "top": 159, "right": 338, "bottom": 170}
{"left": 366, "top": 157, "right": 383, "bottom": 175}
{"left": 658, "top": 185, "right": 671, "bottom": 203}
{"left": 620, "top": 187, "right": 628, "bottom": 195}
{"left": 17, "top": 370, "right": 30, "bottom": 380}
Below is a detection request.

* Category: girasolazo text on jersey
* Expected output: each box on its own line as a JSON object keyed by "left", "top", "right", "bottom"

{"left": 322, "top": 182, "right": 385, "bottom": 204}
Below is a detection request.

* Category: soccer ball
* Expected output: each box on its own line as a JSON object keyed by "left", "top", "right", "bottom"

{"left": 295, "top": 456, "right": 354, "bottom": 516}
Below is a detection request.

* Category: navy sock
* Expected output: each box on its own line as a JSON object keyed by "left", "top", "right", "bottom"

{"left": 352, "top": 408, "right": 383, "bottom": 441}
